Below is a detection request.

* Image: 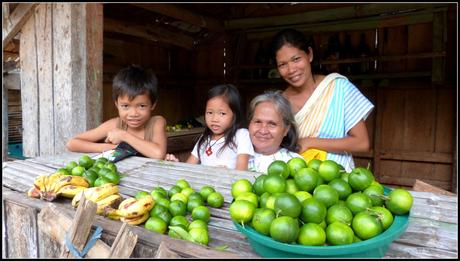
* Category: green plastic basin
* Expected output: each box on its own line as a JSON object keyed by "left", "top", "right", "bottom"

{"left": 233, "top": 187, "right": 410, "bottom": 258}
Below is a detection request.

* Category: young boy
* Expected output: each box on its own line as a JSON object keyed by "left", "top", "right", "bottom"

{"left": 66, "top": 65, "right": 167, "bottom": 160}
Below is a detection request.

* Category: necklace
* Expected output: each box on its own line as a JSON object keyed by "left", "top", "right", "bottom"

{"left": 205, "top": 138, "right": 220, "bottom": 156}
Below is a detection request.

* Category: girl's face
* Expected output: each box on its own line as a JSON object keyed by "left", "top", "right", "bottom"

{"left": 249, "top": 101, "right": 289, "bottom": 155}
{"left": 205, "top": 95, "right": 234, "bottom": 139}
{"left": 276, "top": 44, "right": 313, "bottom": 88}
{"left": 116, "top": 93, "right": 155, "bottom": 130}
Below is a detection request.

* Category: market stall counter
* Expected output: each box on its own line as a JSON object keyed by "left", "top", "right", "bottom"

{"left": 2, "top": 152, "right": 458, "bottom": 258}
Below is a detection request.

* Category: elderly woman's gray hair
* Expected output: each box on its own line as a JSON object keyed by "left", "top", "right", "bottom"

{"left": 248, "top": 90, "right": 300, "bottom": 152}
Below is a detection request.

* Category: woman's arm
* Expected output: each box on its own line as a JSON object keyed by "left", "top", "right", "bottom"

{"left": 107, "top": 116, "right": 168, "bottom": 160}
{"left": 298, "top": 120, "right": 370, "bottom": 154}
{"left": 66, "top": 118, "right": 118, "bottom": 153}
{"left": 235, "top": 154, "right": 250, "bottom": 171}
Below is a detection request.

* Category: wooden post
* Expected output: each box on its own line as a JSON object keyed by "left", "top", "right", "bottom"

{"left": 108, "top": 222, "right": 138, "bottom": 258}
{"left": 2, "top": 76, "right": 8, "bottom": 161}
{"left": 19, "top": 3, "right": 103, "bottom": 157}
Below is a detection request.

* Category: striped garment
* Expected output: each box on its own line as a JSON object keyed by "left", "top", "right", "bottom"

{"left": 295, "top": 73, "right": 374, "bottom": 172}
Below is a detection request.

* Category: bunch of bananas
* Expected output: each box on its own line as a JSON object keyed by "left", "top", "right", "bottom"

{"left": 71, "top": 183, "right": 122, "bottom": 215}
{"left": 104, "top": 195, "right": 155, "bottom": 225}
{"left": 27, "top": 172, "right": 90, "bottom": 201}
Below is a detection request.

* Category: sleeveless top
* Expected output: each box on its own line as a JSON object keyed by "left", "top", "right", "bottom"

{"left": 116, "top": 117, "right": 156, "bottom": 142}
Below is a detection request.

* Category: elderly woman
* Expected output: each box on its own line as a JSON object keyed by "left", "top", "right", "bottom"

{"left": 247, "top": 90, "right": 303, "bottom": 173}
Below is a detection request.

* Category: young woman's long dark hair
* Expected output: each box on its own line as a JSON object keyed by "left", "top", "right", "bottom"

{"left": 196, "top": 84, "right": 244, "bottom": 161}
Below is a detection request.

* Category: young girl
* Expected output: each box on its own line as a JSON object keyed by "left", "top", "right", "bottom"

{"left": 166, "top": 84, "right": 254, "bottom": 170}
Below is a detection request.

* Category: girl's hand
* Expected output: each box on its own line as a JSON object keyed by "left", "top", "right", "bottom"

{"left": 165, "top": 153, "right": 179, "bottom": 162}
{"left": 105, "top": 129, "right": 126, "bottom": 145}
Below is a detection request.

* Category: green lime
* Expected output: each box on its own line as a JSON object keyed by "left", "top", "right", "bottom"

{"left": 313, "top": 184, "right": 339, "bottom": 208}
{"left": 71, "top": 166, "right": 86, "bottom": 176}
{"left": 168, "top": 185, "right": 182, "bottom": 197}
{"left": 300, "top": 197, "right": 327, "bottom": 224}
{"left": 135, "top": 191, "right": 150, "bottom": 199}
{"left": 298, "top": 223, "right": 326, "bottom": 246}
{"left": 104, "top": 171, "right": 120, "bottom": 185}
{"left": 229, "top": 200, "right": 255, "bottom": 224}
{"left": 235, "top": 192, "right": 258, "bottom": 208}
{"left": 94, "top": 176, "right": 112, "bottom": 187}
{"left": 267, "top": 160, "right": 289, "bottom": 179}
{"left": 188, "top": 219, "right": 208, "bottom": 231}
{"left": 187, "top": 198, "right": 205, "bottom": 212}
{"left": 287, "top": 157, "right": 307, "bottom": 178}
{"left": 263, "top": 174, "right": 286, "bottom": 194}
{"left": 188, "top": 192, "right": 203, "bottom": 202}
{"left": 191, "top": 206, "right": 211, "bottom": 223}
{"left": 189, "top": 227, "right": 209, "bottom": 245}
{"left": 231, "top": 179, "right": 253, "bottom": 199}
{"left": 170, "top": 193, "right": 188, "bottom": 204}
{"left": 251, "top": 208, "right": 276, "bottom": 236}
{"left": 269, "top": 216, "right": 299, "bottom": 243}
{"left": 326, "top": 221, "right": 354, "bottom": 245}
{"left": 56, "top": 168, "right": 71, "bottom": 175}
{"left": 145, "top": 216, "right": 167, "bottom": 234}
{"left": 104, "top": 162, "right": 117, "bottom": 173}
{"left": 176, "top": 179, "right": 190, "bottom": 190}
{"left": 168, "top": 200, "right": 187, "bottom": 217}
{"left": 65, "top": 161, "right": 78, "bottom": 172}
{"left": 79, "top": 155, "right": 95, "bottom": 169}
{"left": 274, "top": 193, "right": 302, "bottom": 218}
{"left": 307, "top": 159, "right": 322, "bottom": 171}
{"left": 253, "top": 174, "right": 267, "bottom": 196}
{"left": 207, "top": 192, "right": 224, "bottom": 208}
{"left": 170, "top": 215, "right": 189, "bottom": 228}
{"left": 199, "top": 185, "right": 216, "bottom": 200}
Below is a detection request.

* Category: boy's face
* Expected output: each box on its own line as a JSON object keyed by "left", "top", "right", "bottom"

{"left": 115, "top": 93, "right": 155, "bottom": 129}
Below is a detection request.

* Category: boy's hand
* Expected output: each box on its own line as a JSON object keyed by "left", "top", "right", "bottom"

{"left": 105, "top": 129, "right": 126, "bottom": 145}
{"left": 165, "top": 154, "right": 179, "bottom": 162}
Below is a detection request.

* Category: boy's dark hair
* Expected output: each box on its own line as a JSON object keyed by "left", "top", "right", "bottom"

{"left": 112, "top": 65, "right": 158, "bottom": 104}
{"left": 270, "top": 28, "right": 319, "bottom": 72}
{"left": 197, "top": 84, "right": 244, "bottom": 161}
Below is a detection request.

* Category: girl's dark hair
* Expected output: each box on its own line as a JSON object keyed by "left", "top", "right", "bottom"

{"left": 196, "top": 84, "right": 244, "bottom": 161}
{"left": 269, "top": 28, "right": 318, "bottom": 72}
{"left": 248, "top": 90, "right": 300, "bottom": 152}
{"left": 112, "top": 64, "right": 158, "bottom": 104}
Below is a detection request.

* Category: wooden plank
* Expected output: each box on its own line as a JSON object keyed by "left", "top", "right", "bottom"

{"left": 3, "top": 200, "right": 39, "bottom": 258}
{"left": 132, "top": 3, "right": 223, "bottom": 31}
{"left": 35, "top": 3, "right": 55, "bottom": 156}
{"left": 2, "top": 3, "right": 38, "bottom": 47}
{"left": 19, "top": 8, "right": 40, "bottom": 157}
{"left": 2, "top": 75, "right": 8, "bottom": 162}
{"left": 104, "top": 18, "right": 195, "bottom": 50}
{"left": 108, "top": 223, "right": 138, "bottom": 258}
{"left": 85, "top": 3, "right": 104, "bottom": 131}
{"left": 380, "top": 150, "right": 452, "bottom": 163}
{"left": 3, "top": 73, "right": 20, "bottom": 90}
{"left": 225, "top": 3, "right": 446, "bottom": 30}
{"left": 432, "top": 11, "right": 446, "bottom": 82}
{"left": 412, "top": 179, "right": 456, "bottom": 196}
{"left": 61, "top": 196, "right": 97, "bottom": 257}
{"left": 37, "top": 203, "right": 111, "bottom": 258}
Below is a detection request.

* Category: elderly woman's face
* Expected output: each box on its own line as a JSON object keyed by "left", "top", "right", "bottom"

{"left": 249, "top": 101, "right": 289, "bottom": 155}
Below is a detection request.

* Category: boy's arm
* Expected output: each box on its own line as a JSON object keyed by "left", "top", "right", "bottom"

{"left": 110, "top": 116, "right": 168, "bottom": 160}
{"left": 66, "top": 118, "right": 118, "bottom": 153}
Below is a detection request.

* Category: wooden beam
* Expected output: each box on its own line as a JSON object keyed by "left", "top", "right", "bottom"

{"left": 225, "top": 3, "right": 450, "bottom": 30}
{"left": 104, "top": 18, "right": 195, "bottom": 50}
{"left": 2, "top": 3, "right": 38, "bottom": 48}
{"left": 131, "top": 3, "right": 224, "bottom": 32}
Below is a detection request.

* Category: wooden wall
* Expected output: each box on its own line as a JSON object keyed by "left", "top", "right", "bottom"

{"left": 18, "top": 3, "right": 103, "bottom": 157}
{"left": 102, "top": 37, "right": 196, "bottom": 126}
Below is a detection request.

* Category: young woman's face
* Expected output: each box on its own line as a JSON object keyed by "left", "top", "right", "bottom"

{"left": 276, "top": 44, "right": 313, "bottom": 88}
{"left": 249, "top": 101, "right": 289, "bottom": 155}
{"left": 205, "top": 95, "right": 234, "bottom": 138}
{"left": 116, "top": 93, "right": 154, "bottom": 129}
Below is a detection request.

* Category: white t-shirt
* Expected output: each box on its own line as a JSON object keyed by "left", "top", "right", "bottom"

{"left": 191, "top": 128, "right": 254, "bottom": 169}
{"left": 248, "top": 148, "right": 303, "bottom": 174}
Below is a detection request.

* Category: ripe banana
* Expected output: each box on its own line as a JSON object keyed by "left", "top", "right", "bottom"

{"left": 72, "top": 184, "right": 120, "bottom": 209}
{"left": 117, "top": 195, "right": 155, "bottom": 219}
{"left": 33, "top": 175, "right": 48, "bottom": 192}
{"left": 96, "top": 194, "right": 122, "bottom": 215}
{"left": 120, "top": 212, "right": 150, "bottom": 225}
{"left": 45, "top": 172, "right": 67, "bottom": 191}
{"left": 49, "top": 175, "right": 89, "bottom": 194}
{"left": 57, "top": 185, "right": 88, "bottom": 199}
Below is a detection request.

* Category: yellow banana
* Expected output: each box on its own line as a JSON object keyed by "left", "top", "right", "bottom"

{"left": 96, "top": 194, "right": 122, "bottom": 214}
{"left": 50, "top": 175, "right": 89, "bottom": 194}
{"left": 57, "top": 185, "right": 88, "bottom": 199}
{"left": 45, "top": 172, "right": 68, "bottom": 192}
{"left": 72, "top": 190, "right": 85, "bottom": 207}
{"left": 120, "top": 212, "right": 150, "bottom": 225}
{"left": 87, "top": 183, "right": 119, "bottom": 202}
{"left": 117, "top": 195, "right": 155, "bottom": 218}
{"left": 33, "top": 175, "right": 48, "bottom": 192}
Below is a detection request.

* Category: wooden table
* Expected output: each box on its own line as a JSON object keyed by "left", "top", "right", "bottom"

{"left": 2, "top": 153, "right": 458, "bottom": 258}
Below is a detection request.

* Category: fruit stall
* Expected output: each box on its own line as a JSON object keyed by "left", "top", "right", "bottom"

{"left": 2, "top": 152, "right": 458, "bottom": 258}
